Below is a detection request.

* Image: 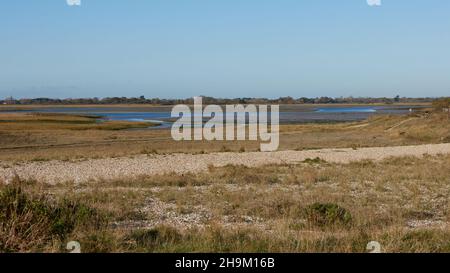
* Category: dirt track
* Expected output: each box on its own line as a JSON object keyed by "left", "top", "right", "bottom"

{"left": 1, "top": 143, "right": 450, "bottom": 184}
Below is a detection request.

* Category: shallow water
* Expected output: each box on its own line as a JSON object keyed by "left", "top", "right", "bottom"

{"left": 9, "top": 105, "right": 424, "bottom": 129}
{"left": 316, "top": 107, "right": 377, "bottom": 113}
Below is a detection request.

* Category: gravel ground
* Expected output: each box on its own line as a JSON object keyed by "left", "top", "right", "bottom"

{"left": 1, "top": 143, "right": 450, "bottom": 184}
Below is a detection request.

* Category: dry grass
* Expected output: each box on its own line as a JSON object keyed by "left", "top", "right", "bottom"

{"left": 1, "top": 109, "right": 449, "bottom": 252}
{"left": 2, "top": 154, "right": 449, "bottom": 253}
{"left": 0, "top": 179, "right": 106, "bottom": 252}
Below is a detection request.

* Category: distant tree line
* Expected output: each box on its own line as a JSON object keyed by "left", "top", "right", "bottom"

{"left": 0, "top": 95, "right": 439, "bottom": 105}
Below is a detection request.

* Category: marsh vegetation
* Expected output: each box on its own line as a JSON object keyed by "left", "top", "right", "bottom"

{"left": 0, "top": 109, "right": 449, "bottom": 162}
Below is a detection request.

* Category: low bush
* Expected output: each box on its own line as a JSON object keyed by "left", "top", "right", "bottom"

{"left": 305, "top": 203, "right": 352, "bottom": 228}
{"left": 0, "top": 182, "right": 105, "bottom": 252}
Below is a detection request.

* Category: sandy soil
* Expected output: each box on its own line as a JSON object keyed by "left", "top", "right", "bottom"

{"left": 1, "top": 143, "right": 450, "bottom": 184}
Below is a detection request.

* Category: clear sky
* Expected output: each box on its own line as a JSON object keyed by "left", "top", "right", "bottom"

{"left": 1, "top": 0, "right": 449, "bottom": 99}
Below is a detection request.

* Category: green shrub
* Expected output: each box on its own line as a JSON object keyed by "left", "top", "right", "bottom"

{"left": 50, "top": 199, "right": 103, "bottom": 238}
{"left": 305, "top": 203, "right": 352, "bottom": 227}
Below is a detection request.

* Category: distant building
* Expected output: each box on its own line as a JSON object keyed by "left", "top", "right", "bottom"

{"left": 3, "top": 96, "right": 17, "bottom": 105}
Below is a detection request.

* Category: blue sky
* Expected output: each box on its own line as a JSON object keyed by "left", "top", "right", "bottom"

{"left": 1, "top": 0, "right": 449, "bottom": 99}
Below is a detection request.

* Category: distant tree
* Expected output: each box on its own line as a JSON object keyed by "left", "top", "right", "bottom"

{"left": 279, "top": 96, "right": 295, "bottom": 104}
{"left": 1, "top": 95, "right": 436, "bottom": 105}
{"left": 316, "top": 97, "right": 335, "bottom": 104}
